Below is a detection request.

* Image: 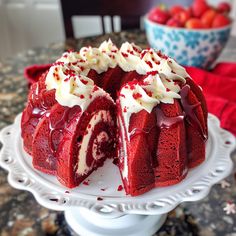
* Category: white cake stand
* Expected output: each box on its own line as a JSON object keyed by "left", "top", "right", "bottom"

{"left": 0, "top": 114, "right": 235, "bottom": 236}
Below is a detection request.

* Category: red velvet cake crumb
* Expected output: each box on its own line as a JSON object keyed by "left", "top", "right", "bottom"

{"left": 121, "top": 52, "right": 129, "bottom": 58}
{"left": 117, "top": 185, "right": 123, "bottom": 191}
{"left": 145, "top": 60, "right": 153, "bottom": 68}
{"left": 133, "top": 93, "right": 142, "bottom": 99}
{"left": 147, "top": 71, "right": 158, "bottom": 76}
{"left": 81, "top": 79, "right": 88, "bottom": 85}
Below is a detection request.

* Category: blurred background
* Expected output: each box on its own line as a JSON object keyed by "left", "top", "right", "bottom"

{"left": 0, "top": 0, "right": 235, "bottom": 60}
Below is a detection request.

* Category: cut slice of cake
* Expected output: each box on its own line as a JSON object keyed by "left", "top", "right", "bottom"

{"left": 57, "top": 95, "right": 116, "bottom": 187}
{"left": 32, "top": 103, "right": 82, "bottom": 174}
{"left": 21, "top": 73, "right": 56, "bottom": 155}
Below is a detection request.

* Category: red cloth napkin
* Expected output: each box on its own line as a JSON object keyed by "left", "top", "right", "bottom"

{"left": 24, "top": 64, "right": 51, "bottom": 85}
{"left": 24, "top": 62, "right": 236, "bottom": 136}
{"left": 185, "top": 63, "right": 236, "bottom": 136}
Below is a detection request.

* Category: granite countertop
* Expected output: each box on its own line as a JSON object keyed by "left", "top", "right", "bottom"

{"left": 0, "top": 30, "right": 236, "bottom": 236}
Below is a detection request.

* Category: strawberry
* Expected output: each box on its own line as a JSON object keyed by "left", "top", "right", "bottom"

{"left": 217, "top": 2, "right": 231, "bottom": 14}
{"left": 186, "top": 7, "right": 193, "bottom": 17}
{"left": 212, "top": 14, "right": 231, "bottom": 28}
{"left": 185, "top": 18, "right": 206, "bottom": 29}
{"left": 192, "top": 0, "right": 210, "bottom": 17}
{"left": 148, "top": 7, "right": 170, "bottom": 24}
{"left": 201, "top": 9, "right": 218, "bottom": 28}
{"left": 166, "top": 18, "right": 183, "bottom": 27}
{"left": 173, "top": 9, "right": 191, "bottom": 25}
{"left": 170, "top": 5, "right": 185, "bottom": 16}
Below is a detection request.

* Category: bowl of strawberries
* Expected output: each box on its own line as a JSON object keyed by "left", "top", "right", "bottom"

{"left": 144, "top": 0, "right": 232, "bottom": 69}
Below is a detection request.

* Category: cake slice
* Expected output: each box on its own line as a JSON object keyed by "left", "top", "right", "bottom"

{"left": 154, "top": 101, "right": 187, "bottom": 186}
{"left": 56, "top": 96, "right": 116, "bottom": 187}
{"left": 21, "top": 73, "right": 56, "bottom": 155}
{"left": 118, "top": 108, "right": 156, "bottom": 196}
{"left": 180, "top": 85, "right": 207, "bottom": 168}
{"left": 32, "top": 104, "right": 82, "bottom": 174}
{"left": 185, "top": 77, "right": 208, "bottom": 134}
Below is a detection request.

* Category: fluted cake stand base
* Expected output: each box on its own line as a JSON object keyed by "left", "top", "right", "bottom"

{"left": 0, "top": 114, "right": 235, "bottom": 236}
{"left": 65, "top": 208, "right": 167, "bottom": 236}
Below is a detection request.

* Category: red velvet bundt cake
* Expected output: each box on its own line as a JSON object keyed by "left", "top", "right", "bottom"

{"left": 21, "top": 40, "right": 208, "bottom": 196}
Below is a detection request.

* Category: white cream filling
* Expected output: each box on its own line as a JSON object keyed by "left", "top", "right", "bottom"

{"left": 76, "top": 110, "right": 112, "bottom": 175}
{"left": 118, "top": 116, "right": 128, "bottom": 180}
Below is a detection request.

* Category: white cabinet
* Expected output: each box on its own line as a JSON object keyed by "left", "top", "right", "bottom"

{"left": 0, "top": 0, "right": 11, "bottom": 59}
{"left": 4, "top": 0, "right": 29, "bottom": 54}
{"left": 28, "top": 0, "right": 64, "bottom": 47}
{"left": 0, "top": 0, "right": 64, "bottom": 60}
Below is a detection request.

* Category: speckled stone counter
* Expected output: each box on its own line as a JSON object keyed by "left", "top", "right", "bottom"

{"left": 0, "top": 30, "right": 236, "bottom": 236}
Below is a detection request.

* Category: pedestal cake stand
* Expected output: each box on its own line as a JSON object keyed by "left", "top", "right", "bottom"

{"left": 0, "top": 114, "right": 235, "bottom": 236}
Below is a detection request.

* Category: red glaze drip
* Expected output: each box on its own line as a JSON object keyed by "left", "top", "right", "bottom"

{"left": 129, "top": 107, "right": 184, "bottom": 140}
{"left": 129, "top": 85, "right": 206, "bottom": 151}
{"left": 29, "top": 83, "right": 53, "bottom": 115}
{"left": 155, "top": 107, "right": 184, "bottom": 128}
{"left": 129, "top": 127, "right": 150, "bottom": 139}
{"left": 26, "top": 87, "right": 52, "bottom": 122}
{"left": 31, "top": 107, "right": 47, "bottom": 119}
{"left": 180, "top": 85, "right": 207, "bottom": 141}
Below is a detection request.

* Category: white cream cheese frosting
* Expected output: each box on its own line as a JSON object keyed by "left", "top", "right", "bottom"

{"left": 119, "top": 74, "right": 182, "bottom": 132}
{"left": 45, "top": 39, "right": 189, "bottom": 116}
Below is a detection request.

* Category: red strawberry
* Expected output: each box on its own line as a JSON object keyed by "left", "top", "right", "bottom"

{"left": 217, "top": 2, "right": 231, "bottom": 14}
{"left": 148, "top": 7, "right": 170, "bottom": 24}
{"left": 212, "top": 14, "right": 231, "bottom": 28}
{"left": 166, "top": 18, "right": 183, "bottom": 27}
{"left": 185, "top": 18, "right": 206, "bottom": 29}
{"left": 192, "top": 0, "right": 210, "bottom": 17}
{"left": 173, "top": 9, "right": 191, "bottom": 25}
{"left": 170, "top": 5, "right": 185, "bottom": 16}
{"left": 186, "top": 7, "right": 193, "bottom": 17}
{"left": 201, "top": 9, "right": 218, "bottom": 28}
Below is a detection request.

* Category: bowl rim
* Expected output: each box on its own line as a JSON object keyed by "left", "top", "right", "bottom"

{"left": 144, "top": 15, "right": 233, "bottom": 33}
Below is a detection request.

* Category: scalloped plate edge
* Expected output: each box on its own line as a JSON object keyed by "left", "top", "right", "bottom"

{"left": 0, "top": 113, "right": 235, "bottom": 215}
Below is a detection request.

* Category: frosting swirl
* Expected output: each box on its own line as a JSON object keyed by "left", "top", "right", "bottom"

{"left": 119, "top": 73, "right": 182, "bottom": 131}
{"left": 45, "top": 39, "right": 189, "bottom": 116}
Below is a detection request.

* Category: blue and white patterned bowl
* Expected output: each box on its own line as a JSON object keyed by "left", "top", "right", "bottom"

{"left": 144, "top": 16, "right": 232, "bottom": 69}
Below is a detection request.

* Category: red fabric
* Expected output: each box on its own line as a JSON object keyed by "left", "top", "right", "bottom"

{"left": 24, "top": 64, "right": 52, "bottom": 85}
{"left": 185, "top": 63, "right": 236, "bottom": 136}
